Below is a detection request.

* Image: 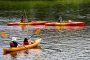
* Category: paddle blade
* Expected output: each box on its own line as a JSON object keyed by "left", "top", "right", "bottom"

{"left": 0, "top": 32, "right": 7, "bottom": 38}
{"left": 34, "top": 28, "right": 41, "bottom": 35}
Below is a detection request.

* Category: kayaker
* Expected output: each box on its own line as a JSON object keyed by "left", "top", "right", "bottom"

{"left": 23, "top": 38, "right": 29, "bottom": 45}
{"left": 58, "top": 16, "right": 62, "bottom": 22}
{"left": 10, "top": 37, "right": 18, "bottom": 47}
{"left": 58, "top": 19, "right": 61, "bottom": 22}
{"left": 21, "top": 16, "right": 27, "bottom": 23}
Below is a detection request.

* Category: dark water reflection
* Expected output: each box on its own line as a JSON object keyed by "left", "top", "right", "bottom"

{"left": 0, "top": 25, "right": 90, "bottom": 60}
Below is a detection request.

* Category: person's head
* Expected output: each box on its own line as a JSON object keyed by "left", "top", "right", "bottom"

{"left": 21, "top": 16, "right": 24, "bottom": 18}
{"left": 12, "top": 37, "right": 17, "bottom": 41}
{"left": 24, "top": 38, "right": 28, "bottom": 42}
{"left": 21, "top": 16, "right": 26, "bottom": 19}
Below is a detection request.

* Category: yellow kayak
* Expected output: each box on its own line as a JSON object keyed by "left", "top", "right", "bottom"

{"left": 3, "top": 38, "right": 41, "bottom": 54}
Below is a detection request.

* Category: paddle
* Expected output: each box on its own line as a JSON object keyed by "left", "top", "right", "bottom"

{"left": 24, "top": 10, "right": 28, "bottom": 22}
{"left": 20, "top": 28, "right": 41, "bottom": 44}
{"left": 30, "top": 28, "right": 42, "bottom": 38}
{"left": 33, "top": 28, "right": 41, "bottom": 35}
{"left": 27, "top": 28, "right": 42, "bottom": 46}
{"left": 18, "top": 28, "right": 42, "bottom": 49}
{"left": 0, "top": 32, "right": 8, "bottom": 38}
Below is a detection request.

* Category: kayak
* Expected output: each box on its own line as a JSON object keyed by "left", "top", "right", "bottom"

{"left": 7, "top": 21, "right": 48, "bottom": 26}
{"left": 7, "top": 22, "right": 32, "bottom": 26}
{"left": 3, "top": 38, "right": 41, "bottom": 54}
{"left": 7, "top": 21, "right": 85, "bottom": 26}
{"left": 66, "top": 22, "right": 86, "bottom": 26}
{"left": 45, "top": 22, "right": 68, "bottom": 26}
{"left": 30, "top": 21, "right": 48, "bottom": 25}
{"left": 45, "top": 22, "right": 86, "bottom": 26}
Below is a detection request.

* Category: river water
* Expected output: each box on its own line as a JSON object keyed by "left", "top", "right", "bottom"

{"left": 0, "top": 25, "right": 90, "bottom": 60}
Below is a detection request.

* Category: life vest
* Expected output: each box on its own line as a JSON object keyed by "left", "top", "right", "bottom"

{"left": 10, "top": 42, "right": 15, "bottom": 47}
{"left": 10, "top": 41, "right": 18, "bottom": 47}
{"left": 23, "top": 41, "right": 29, "bottom": 45}
{"left": 21, "top": 18, "right": 26, "bottom": 22}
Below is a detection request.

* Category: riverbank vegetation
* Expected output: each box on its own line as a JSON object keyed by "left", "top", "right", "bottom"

{"left": 0, "top": 0, "right": 89, "bottom": 24}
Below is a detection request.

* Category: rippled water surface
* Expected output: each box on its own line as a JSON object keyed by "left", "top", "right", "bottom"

{"left": 0, "top": 25, "right": 90, "bottom": 60}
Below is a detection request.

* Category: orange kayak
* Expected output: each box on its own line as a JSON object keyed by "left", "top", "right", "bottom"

{"left": 3, "top": 38, "right": 41, "bottom": 54}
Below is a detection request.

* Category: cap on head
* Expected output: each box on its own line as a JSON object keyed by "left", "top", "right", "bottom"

{"left": 12, "top": 37, "right": 17, "bottom": 41}
{"left": 24, "top": 38, "right": 28, "bottom": 41}
{"left": 68, "top": 20, "right": 72, "bottom": 22}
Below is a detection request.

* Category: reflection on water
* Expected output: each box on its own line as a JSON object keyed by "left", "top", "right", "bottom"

{"left": 3, "top": 48, "right": 42, "bottom": 60}
{"left": 0, "top": 25, "right": 90, "bottom": 60}
{"left": 55, "top": 26, "right": 85, "bottom": 30}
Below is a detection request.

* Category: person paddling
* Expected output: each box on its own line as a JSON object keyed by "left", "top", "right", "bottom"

{"left": 21, "top": 16, "right": 27, "bottom": 23}
{"left": 58, "top": 16, "right": 62, "bottom": 22}
{"left": 10, "top": 37, "right": 18, "bottom": 47}
{"left": 23, "top": 38, "right": 29, "bottom": 45}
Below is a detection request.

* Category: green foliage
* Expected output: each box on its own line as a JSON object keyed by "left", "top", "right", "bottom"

{"left": 1, "top": 0, "right": 55, "bottom": 1}
{"left": 0, "top": 0, "right": 89, "bottom": 22}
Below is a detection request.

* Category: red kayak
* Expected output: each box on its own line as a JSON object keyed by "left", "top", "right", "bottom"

{"left": 45, "top": 22, "right": 86, "bottom": 26}
{"left": 7, "top": 21, "right": 86, "bottom": 26}
{"left": 66, "top": 22, "right": 86, "bottom": 26}
{"left": 7, "top": 21, "right": 48, "bottom": 26}
{"left": 30, "top": 21, "right": 48, "bottom": 25}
